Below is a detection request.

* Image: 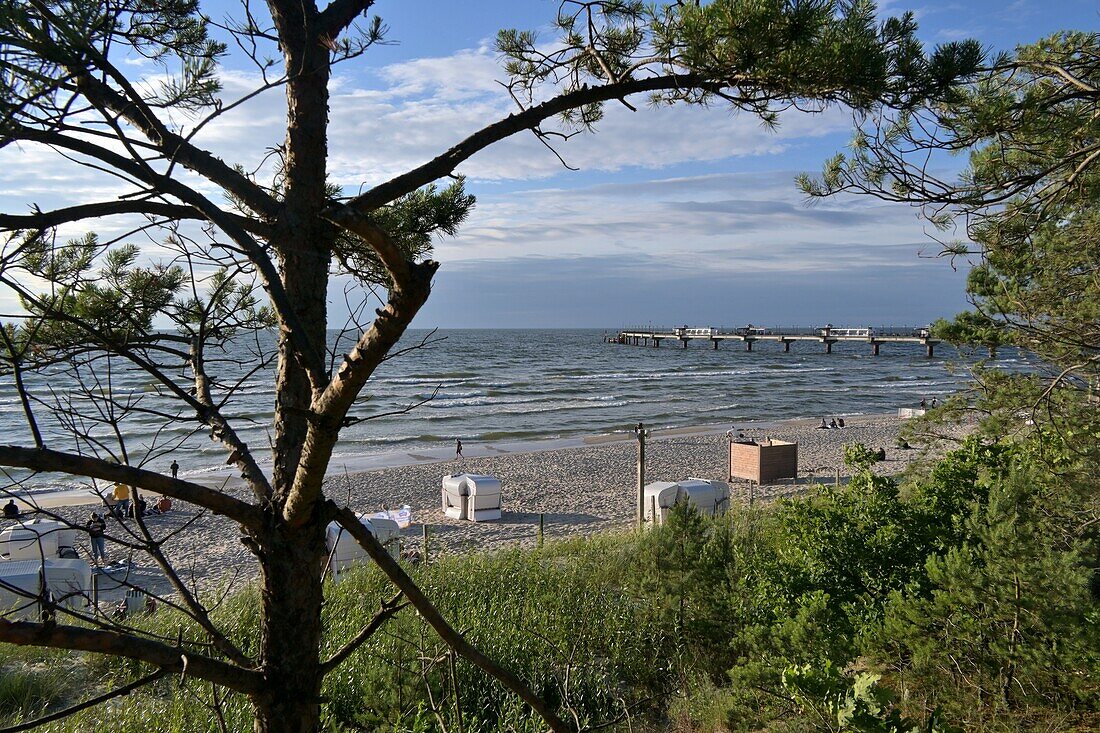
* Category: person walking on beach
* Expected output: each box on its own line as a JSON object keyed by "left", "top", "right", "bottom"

{"left": 919, "top": 397, "right": 927, "bottom": 409}
{"left": 170, "top": 460, "right": 179, "bottom": 479}
{"left": 86, "top": 512, "right": 106, "bottom": 564}
{"left": 455, "top": 439, "right": 463, "bottom": 459}
{"left": 112, "top": 482, "right": 130, "bottom": 519}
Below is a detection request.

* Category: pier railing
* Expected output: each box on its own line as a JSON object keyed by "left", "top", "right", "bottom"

{"left": 610, "top": 324, "right": 940, "bottom": 357}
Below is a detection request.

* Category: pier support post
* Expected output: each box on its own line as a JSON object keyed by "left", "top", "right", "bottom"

{"left": 745, "top": 339, "right": 753, "bottom": 352}
{"left": 653, "top": 339, "right": 660, "bottom": 348}
{"left": 871, "top": 342, "right": 880, "bottom": 356}
{"left": 926, "top": 342, "right": 935, "bottom": 358}
{"left": 712, "top": 339, "right": 718, "bottom": 350}
{"left": 783, "top": 340, "right": 791, "bottom": 353}
{"left": 824, "top": 340, "right": 833, "bottom": 354}
{"left": 681, "top": 339, "right": 688, "bottom": 349}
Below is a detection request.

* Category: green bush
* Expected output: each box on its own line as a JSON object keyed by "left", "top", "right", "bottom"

{"left": 0, "top": 433, "right": 1093, "bottom": 732}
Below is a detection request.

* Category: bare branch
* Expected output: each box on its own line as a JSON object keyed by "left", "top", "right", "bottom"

{"left": 0, "top": 445, "right": 262, "bottom": 527}
{"left": 0, "top": 620, "right": 261, "bottom": 695}
{"left": 0, "top": 200, "right": 271, "bottom": 238}
{"left": 328, "top": 72, "right": 716, "bottom": 215}
{"left": 320, "top": 591, "right": 406, "bottom": 673}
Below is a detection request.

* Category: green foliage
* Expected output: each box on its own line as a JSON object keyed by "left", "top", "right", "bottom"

{"left": 0, "top": 235, "right": 188, "bottom": 356}
{"left": 930, "top": 310, "right": 1006, "bottom": 352}
{"left": 803, "top": 30, "right": 1100, "bottom": 424}
{"left": 844, "top": 442, "right": 881, "bottom": 470}
{"left": 499, "top": 0, "right": 983, "bottom": 133}
{"left": 767, "top": 472, "right": 928, "bottom": 639}
{"left": 0, "top": 0, "right": 225, "bottom": 123}
{"left": 876, "top": 467, "right": 1099, "bottom": 720}
{"left": 783, "top": 662, "right": 961, "bottom": 733}
{"left": 904, "top": 435, "right": 1013, "bottom": 551}
{"left": 334, "top": 178, "right": 476, "bottom": 285}
{"left": 2, "top": 430, "right": 1095, "bottom": 733}
{"left": 319, "top": 536, "right": 675, "bottom": 732}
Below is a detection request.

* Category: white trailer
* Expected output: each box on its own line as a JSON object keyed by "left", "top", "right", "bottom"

{"left": 0, "top": 558, "right": 92, "bottom": 620}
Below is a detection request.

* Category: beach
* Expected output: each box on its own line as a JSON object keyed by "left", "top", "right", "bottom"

{"left": 33, "top": 412, "right": 963, "bottom": 602}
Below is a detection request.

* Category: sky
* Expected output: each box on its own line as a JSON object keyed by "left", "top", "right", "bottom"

{"left": 2, "top": 0, "right": 1097, "bottom": 329}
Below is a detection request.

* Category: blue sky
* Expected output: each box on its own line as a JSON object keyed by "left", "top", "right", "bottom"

{"left": 3, "top": 0, "right": 1097, "bottom": 328}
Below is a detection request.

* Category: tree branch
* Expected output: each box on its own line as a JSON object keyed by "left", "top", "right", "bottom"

{"left": 282, "top": 259, "right": 437, "bottom": 526}
{"left": 11, "top": 125, "right": 328, "bottom": 390}
{"left": 319, "top": 591, "right": 406, "bottom": 674}
{"left": 24, "top": 0, "right": 280, "bottom": 219}
{"left": 327, "top": 72, "right": 714, "bottom": 216}
{"left": 0, "top": 620, "right": 261, "bottom": 695}
{"left": 0, "top": 200, "right": 271, "bottom": 238}
{"left": 317, "top": 0, "right": 376, "bottom": 40}
{"left": 0, "top": 445, "right": 261, "bottom": 528}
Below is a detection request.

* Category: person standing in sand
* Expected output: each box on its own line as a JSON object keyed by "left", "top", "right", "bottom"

{"left": 170, "top": 460, "right": 179, "bottom": 479}
{"left": 455, "top": 439, "right": 463, "bottom": 459}
{"left": 86, "top": 512, "right": 106, "bottom": 564}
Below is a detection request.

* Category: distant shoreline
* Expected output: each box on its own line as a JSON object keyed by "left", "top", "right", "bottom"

{"left": 11, "top": 411, "right": 904, "bottom": 504}
{"left": 180, "top": 411, "right": 901, "bottom": 487}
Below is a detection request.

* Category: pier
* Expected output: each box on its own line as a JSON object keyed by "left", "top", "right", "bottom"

{"left": 609, "top": 325, "right": 941, "bottom": 357}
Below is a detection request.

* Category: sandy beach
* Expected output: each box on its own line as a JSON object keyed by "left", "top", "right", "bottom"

{"left": 34, "top": 413, "right": 960, "bottom": 601}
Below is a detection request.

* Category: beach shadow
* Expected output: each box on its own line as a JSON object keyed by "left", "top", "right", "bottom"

{"left": 416, "top": 511, "right": 605, "bottom": 534}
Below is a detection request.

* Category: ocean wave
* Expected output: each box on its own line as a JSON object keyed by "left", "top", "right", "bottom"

{"left": 556, "top": 368, "right": 755, "bottom": 382}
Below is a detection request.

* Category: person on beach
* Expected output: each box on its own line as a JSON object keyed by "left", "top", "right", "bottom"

{"left": 170, "top": 460, "right": 179, "bottom": 479}
{"left": 837, "top": 418, "right": 845, "bottom": 428}
{"left": 86, "top": 512, "right": 107, "bottom": 563}
{"left": 829, "top": 418, "right": 838, "bottom": 429}
{"left": 931, "top": 397, "right": 938, "bottom": 408}
{"left": 920, "top": 397, "right": 927, "bottom": 409}
{"left": 455, "top": 439, "right": 463, "bottom": 459}
{"left": 818, "top": 418, "right": 828, "bottom": 429}
{"left": 129, "top": 496, "right": 147, "bottom": 518}
{"left": 3, "top": 499, "right": 19, "bottom": 519}
{"left": 112, "top": 482, "right": 130, "bottom": 519}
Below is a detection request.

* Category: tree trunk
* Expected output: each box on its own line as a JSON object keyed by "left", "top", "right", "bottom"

{"left": 252, "top": 519, "right": 328, "bottom": 733}
{"left": 270, "top": 2, "right": 332, "bottom": 498}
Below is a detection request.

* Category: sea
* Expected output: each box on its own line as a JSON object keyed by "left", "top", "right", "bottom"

{"left": 0, "top": 328, "right": 1023, "bottom": 487}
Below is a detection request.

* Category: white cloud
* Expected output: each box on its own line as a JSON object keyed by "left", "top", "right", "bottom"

{"left": 433, "top": 171, "right": 947, "bottom": 276}
{"left": 1, "top": 42, "right": 858, "bottom": 223}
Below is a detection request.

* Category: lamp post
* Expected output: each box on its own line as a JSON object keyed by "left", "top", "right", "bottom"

{"left": 634, "top": 422, "right": 647, "bottom": 528}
